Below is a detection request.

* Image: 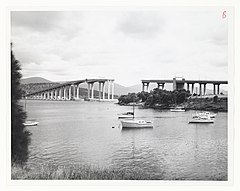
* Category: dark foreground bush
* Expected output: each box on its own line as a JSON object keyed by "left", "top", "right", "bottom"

{"left": 11, "top": 45, "right": 30, "bottom": 164}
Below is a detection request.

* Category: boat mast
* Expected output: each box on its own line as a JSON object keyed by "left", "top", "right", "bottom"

{"left": 25, "top": 96, "right": 27, "bottom": 112}
{"left": 133, "top": 104, "right": 135, "bottom": 119}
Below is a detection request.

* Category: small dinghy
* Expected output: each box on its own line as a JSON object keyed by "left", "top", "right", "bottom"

{"left": 23, "top": 120, "right": 39, "bottom": 126}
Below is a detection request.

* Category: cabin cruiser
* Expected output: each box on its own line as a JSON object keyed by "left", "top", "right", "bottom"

{"left": 192, "top": 111, "right": 217, "bottom": 118}
{"left": 120, "top": 103, "right": 153, "bottom": 128}
{"left": 189, "top": 113, "right": 214, "bottom": 123}
{"left": 121, "top": 119, "right": 153, "bottom": 128}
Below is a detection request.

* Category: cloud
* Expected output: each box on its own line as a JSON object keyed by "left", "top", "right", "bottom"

{"left": 11, "top": 10, "right": 229, "bottom": 86}
{"left": 11, "top": 11, "right": 63, "bottom": 32}
{"left": 117, "top": 12, "right": 165, "bottom": 39}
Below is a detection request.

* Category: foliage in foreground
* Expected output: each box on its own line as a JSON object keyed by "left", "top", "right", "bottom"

{"left": 11, "top": 163, "right": 227, "bottom": 180}
{"left": 11, "top": 164, "right": 160, "bottom": 180}
{"left": 11, "top": 45, "right": 30, "bottom": 164}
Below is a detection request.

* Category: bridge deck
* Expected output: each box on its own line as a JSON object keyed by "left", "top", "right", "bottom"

{"left": 25, "top": 78, "right": 114, "bottom": 96}
{"left": 142, "top": 80, "right": 228, "bottom": 84}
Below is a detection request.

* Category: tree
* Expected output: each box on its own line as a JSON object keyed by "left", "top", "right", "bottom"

{"left": 213, "top": 95, "right": 218, "bottom": 103}
{"left": 11, "top": 45, "right": 30, "bottom": 164}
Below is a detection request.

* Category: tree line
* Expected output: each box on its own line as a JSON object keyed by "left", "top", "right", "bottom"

{"left": 118, "top": 88, "right": 191, "bottom": 107}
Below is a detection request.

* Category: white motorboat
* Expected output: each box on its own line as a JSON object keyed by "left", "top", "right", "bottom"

{"left": 118, "top": 112, "right": 134, "bottom": 119}
{"left": 170, "top": 107, "right": 185, "bottom": 112}
{"left": 120, "top": 103, "right": 153, "bottom": 128}
{"left": 23, "top": 120, "right": 39, "bottom": 126}
{"left": 193, "top": 111, "right": 217, "bottom": 118}
{"left": 121, "top": 119, "right": 153, "bottom": 128}
{"left": 189, "top": 114, "right": 214, "bottom": 123}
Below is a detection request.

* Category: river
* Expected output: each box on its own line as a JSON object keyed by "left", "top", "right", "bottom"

{"left": 22, "top": 100, "right": 227, "bottom": 180}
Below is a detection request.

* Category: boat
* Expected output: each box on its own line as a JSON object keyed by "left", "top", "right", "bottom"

{"left": 170, "top": 106, "right": 185, "bottom": 112}
{"left": 118, "top": 112, "right": 134, "bottom": 119}
{"left": 121, "top": 119, "right": 153, "bottom": 128}
{"left": 192, "top": 111, "right": 216, "bottom": 118}
{"left": 23, "top": 120, "right": 39, "bottom": 126}
{"left": 23, "top": 98, "right": 39, "bottom": 126}
{"left": 120, "top": 103, "right": 153, "bottom": 128}
{"left": 189, "top": 113, "right": 214, "bottom": 123}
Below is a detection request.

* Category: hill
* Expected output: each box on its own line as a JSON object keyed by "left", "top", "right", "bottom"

{"left": 21, "top": 77, "right": 52, "bottom": 84}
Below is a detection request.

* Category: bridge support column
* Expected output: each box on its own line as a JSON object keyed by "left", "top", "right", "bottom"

{"left": 72, "top": 85, "right": 75, "bottom": 99}
{"left": 157, "top": 83, "right": 164, "bottom": 90}
{"left": 142, "top": 83, "right": 145, "bottom": 92}
{"left": 213, "top": 84, "right": 216, "bottom": 95}
{"left": 203, "top": 84, "right": 206, "bottom": 95}
{"left": 68, "top": 86, "right": 72, "bottom": 100}
{"left": 146, "top": 83, "right": 150, "bottom": 93}
{"left": 51, "top": 90, "right": 54, "bottom": 100}
{"left": 187, "top": 83, "right": 189, "bottom": 91}
{"left": 77, "top": 84, "right": 80, "bottom": 99}
{"left": 111, "top": 80, "right": 114, "bottom": 99}
{"left": 59, "top": 88, "right": 62, "bottom": 100}
{"left": 91, "top": 83, "right": 94, "bottom": 99}
{"left": 99, "top": 82, "right": 102, "bottom": 100}
{"left": 217, "top": 84, "right": 220, "bottom": 95}
{"left": 107, "top": 80, "right": 110, "bottom": 100}
{"left": 63, "top": 87, "right": 67, "bottom": 100}
{"left": 87, "top": 83, "right": 90, "bottom": 99}
{"left": 47, "top": 92, "right": 50, "bottom": 100}
{"left": 55, "top": 89, "right": 58, "bottom": 100}
{"left": 103, "top": 82, "right": 106, "bottom": 100}
{"left": 199, "top": 84, "right": 202, "bottom": 95}
{"left": 191, "top": 83, "right": 194, "bottom": 94}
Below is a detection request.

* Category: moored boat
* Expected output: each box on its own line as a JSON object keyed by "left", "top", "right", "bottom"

{"left": 120, "top": 103, "right": 153, "bottom": 128}
{"left": 121, "top": 119, "right": 153, "bottom": 128}
{"left": 23, "top": 120, "right": 39, "bottom": 126}
{"left": 170, "top": 107, "right": 185, "bottom": 112}
{"left": 189, "top": 114, "right": 214, "bottom": 123}
{"left": 192, "top": 111, "right": 217, "bottom": 118}
{"left": 118, "top": 112, "right": 134, "bottom": 119}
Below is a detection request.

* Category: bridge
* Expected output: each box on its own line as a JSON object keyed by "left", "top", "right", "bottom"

{"left": 25, "top": 78, "right": 115, "bottom": 101}
{"left": 142, "top": 77, "right": 228, "bottom": 95}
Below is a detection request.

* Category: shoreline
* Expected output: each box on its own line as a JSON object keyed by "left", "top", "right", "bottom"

{"left": 118, "top": 96, "right": 228, "bottom": 112}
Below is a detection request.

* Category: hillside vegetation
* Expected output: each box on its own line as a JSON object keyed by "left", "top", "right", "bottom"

{"left": 20, "top": 83, "right": 60, "bottom": 95}
{"left": 118, "top": 88, "right": 227, "bottom": 112}
{"left": 21, "top": 77, "right": 52, "bottom": 84}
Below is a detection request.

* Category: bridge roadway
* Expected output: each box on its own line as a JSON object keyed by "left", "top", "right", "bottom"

{"left": 142, "top": 78, "right": 228, "bottom": 95}
{"left": 25, "top": 78, "right": 115, "bottom": 101}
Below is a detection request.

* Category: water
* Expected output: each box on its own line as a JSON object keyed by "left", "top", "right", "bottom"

{"left": 22, "top": 100, "right": 227, "bottom": 180}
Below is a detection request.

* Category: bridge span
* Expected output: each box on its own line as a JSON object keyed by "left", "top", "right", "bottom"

{"left": 25, "top": 78, "right": 115, "bottom": 101}
{"left": 142, "top": 77, "right": 228, "bottom": 95}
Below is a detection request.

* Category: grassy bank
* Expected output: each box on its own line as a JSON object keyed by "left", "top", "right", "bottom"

{"left": 11, "top": 164, "right": 160, "bottom": 180}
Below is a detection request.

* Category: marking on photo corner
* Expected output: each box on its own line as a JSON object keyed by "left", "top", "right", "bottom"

{"left": 222, "top": 11, "right": 227, "bottom": 19}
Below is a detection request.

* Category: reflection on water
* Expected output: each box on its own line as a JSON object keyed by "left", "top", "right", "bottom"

{"left": 22, "top": 100, "right": 227, "bottom": 180}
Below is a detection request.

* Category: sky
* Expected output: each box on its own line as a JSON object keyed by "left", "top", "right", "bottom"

{"left": 11, "top": 9, "right": 228, "bottom": 87}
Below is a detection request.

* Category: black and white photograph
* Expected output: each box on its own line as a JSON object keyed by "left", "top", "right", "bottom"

{"left": 9, "top": 6, "right": 233, "bottom": 183}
